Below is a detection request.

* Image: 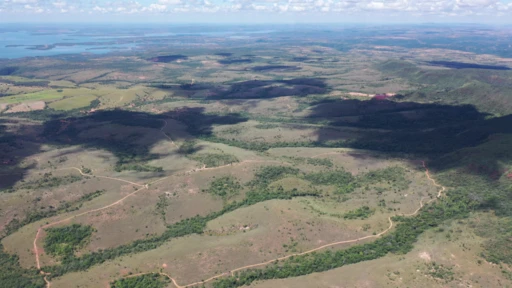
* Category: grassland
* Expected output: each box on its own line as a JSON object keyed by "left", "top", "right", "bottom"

{"left": 1, "top": 25, "right": 512, "bottom": 288}
{"left": 0, "top": 90, "right": 66, "bottom": 104}
{"left": 48, "top": 95, "right": 98, "bottom": 110}
{"left": 252, "top": 212, "right": 508, "bottom": 288}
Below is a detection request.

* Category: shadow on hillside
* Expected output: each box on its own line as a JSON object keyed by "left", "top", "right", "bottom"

{"left": 0, "top": 119, "right": 40, "bottom": 190}
{"left": 308, "top": 98, "right": 512, "bottom": 177}
{"left": 207, "top": 78, "right": 327, "bottom": 100}
{"left": 160, "top": 107, "right": 249, "bottom": 135}
{"left": 0, "top": 108, "right": 248, "bottom": 190}
{"left": 427, "top": 61, "right": 511, "bottom": 70}
{"left": 147, "top": 55, "right": 188, "bottom": 63}
{"left": 153, "top": 78, "right": 328, "bottom": 101}
{"left": 309, "top": 98, "right": 485, "bottom": 129}
{"left": 218, "top": 58, "right": 253, "bottom": 65}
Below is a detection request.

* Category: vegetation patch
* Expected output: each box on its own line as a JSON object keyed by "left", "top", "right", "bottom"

{"left": 114, "top": 164, "right": 163, "bottom": 173}
{"left": 16, "top": 173, "right": 82, "bottom": 191}
{"left": 426, "top": 262, "right": 455, "bottom": 282}
{"left": 304, "top": 169, "right": 354, "bottom": 190}
{"left": 358, "top": 166, "right": 410, "bottom": 191}
{"left": 478, "top": 218, "right": 512, "bottom": 265}
{"left": 111, "top": 273, "right": 169, "bottom": 288}
{"left": 0, "top": 244, "right": 44, "bottom": 288}
{"left": 306, "top": 158, "right": 334, "bottom": 168}
{"left": 281, "top": 156, "right": 333, "bottom": 168}
{"left": 44, "top": 224, "right": 94, "bottom": 259}
{"left": 268, "top": 177, "right": 311, "bottom": 193}
{"left": 205, "top": 176, "right": 242, "bottom": 200}
{"left": 343, "top": 206, "right": 375, "bottom": 220}
{"left": 188, "top": 153, "right": 239, "bottom": 168}
{"left": 502, "top": 270, "right": 512, "bottom": 281}
{"left": 48, "top": 95, "right": 98, "bottom": 111}
{"left": 155, "top": 194, "right": 170, "bottom": 222}
{"left": 177, "top": 140, "right": 199, "bottom": 155}
{"left": 249, "top": 166, "right": 301, "bottom": 188}
{"left": 3, "top": 190, "right": 104, "bottom": 238}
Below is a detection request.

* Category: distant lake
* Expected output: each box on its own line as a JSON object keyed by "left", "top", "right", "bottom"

{"left": 0, "top": 31, "right": 138, "bottom": 59}
{"left": 0, "top": 28, "right": 276, "bottom": 59}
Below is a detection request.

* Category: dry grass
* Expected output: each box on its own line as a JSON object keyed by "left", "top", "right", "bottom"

{"left": 252, "top": 212, "right": 510, "bottom": 288}
{"left": 1, "top": 175, "right": 131, "bottom": 268}
{"left": 29, "top": 158, "right": 436, "bottom": 286}
{"left": 4, "top": 101, "right": 46, "bottom": 113}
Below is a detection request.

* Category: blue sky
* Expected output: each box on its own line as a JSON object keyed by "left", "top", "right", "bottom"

{"left": 1, "top": 0, "right": 512, "bottom": 23}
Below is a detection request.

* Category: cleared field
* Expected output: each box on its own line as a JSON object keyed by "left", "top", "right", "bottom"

{"left": 268, "top": 148, "right": 402, "bottom": 175}
{"left": 48, "top": 95, "right": 98, "bottom": 110}
{"left": 0, "top": 84, "right": 46, "bottom": 97}
{"left": 47, "top": 168, "right": 436, "bottom": 288}
{"left": 4, "top": 101, "right": 46, "bottom": 113}
{"left": 0, "top": 75, "right": 49, "bottom": 84}
{"left": 0, "top": 89, "right": 65, "bottom": 104}
{"left": 213, "top": 121, "right": 362, "bottom": 144}
{"left": 1, "top": 175, "right": 132, "bottom": 268}
{"left": 49, "top": 198, "right": 372, "bottom": 288}
{"left": 0, "top": 88, "right": 102, "bottom": 104}
{"left": 28, "top": 157, "right": 435, "bottom": 286}
{"left": 252, "top": 213, "right": 511, "bottom": 288}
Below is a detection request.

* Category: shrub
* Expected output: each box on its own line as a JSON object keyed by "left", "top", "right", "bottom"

{"left": 189, "top": 153, "right": 239, "bottom": 168}
{"left": 207, "top": 176, "right": 242, "bottom": 199}
{"left": 44, "top": 224, "right": 94, "bottom": 259}
{"left": 111, "top": 273, "right": 169, "bottom": 288}
{"left": 344, "top": 206, "right": 375, "bottom": 220}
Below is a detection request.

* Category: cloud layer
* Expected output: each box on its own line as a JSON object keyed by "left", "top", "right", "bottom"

{"left": 1, "top": 0, "right": 511, "bottom": 21}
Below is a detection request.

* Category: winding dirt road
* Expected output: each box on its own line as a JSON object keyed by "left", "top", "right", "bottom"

{"left": 141, "top": 160, "right": 446, "bottom": 288}
{"left": 61, "top": 167, "right": 146, "bottom": 187}
{"left": 29, "top": 120, "right": 446, "bottom": 288}
{"left": 41, "top": 160, "right": 444, "bottom": 288}
{"left": 33, "top": 158, "right": 288, "bottom": 286}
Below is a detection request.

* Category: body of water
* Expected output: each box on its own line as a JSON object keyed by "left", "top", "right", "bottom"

{"left": 0, "top": 26, "right": 276, "bottom": 59}
{"left": 0, "top": 31, "right": 138, "bottom": 59}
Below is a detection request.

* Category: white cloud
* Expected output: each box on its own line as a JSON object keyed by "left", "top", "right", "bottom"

{"left": 149, "top": 3, "right": 167, "bottom": 12}
{"left": 0, "top": 0, "right": 511, "bottom": 20}
{"left": 52, "top": 1, "right": 66, "bottom": 8}
{"left": 12, "top": 0, "right": 39, "bottom": 3}
{"left": 158, "top": 0, "right": 181, "bottom": 4}
{"left": 93, "top": 5, "right": 108, "bottom": 13}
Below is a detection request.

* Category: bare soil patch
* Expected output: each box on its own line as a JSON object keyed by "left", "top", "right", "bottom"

{"left": 5, "top": 101, "right": 46, "bottom": 113}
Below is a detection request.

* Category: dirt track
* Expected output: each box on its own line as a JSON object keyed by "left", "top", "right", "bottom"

{"left": 151, "top": 161, "right": 445, "bottom": 288}
{"left": 30, "top": 121, "right": 446, "bottom": 288}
